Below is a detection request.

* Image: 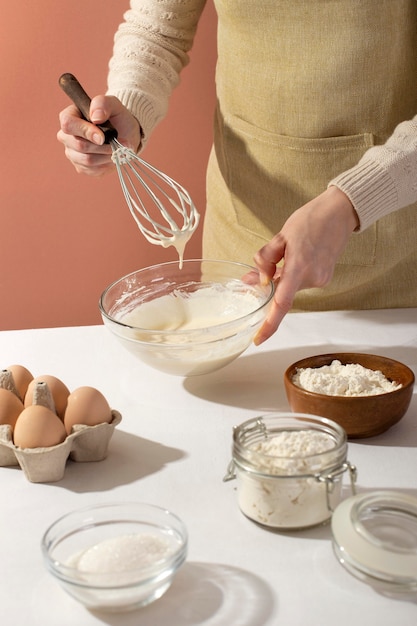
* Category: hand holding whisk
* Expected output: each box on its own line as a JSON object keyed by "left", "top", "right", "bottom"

{"left": 59, "top": 73, "right": 199, "bottom": 265}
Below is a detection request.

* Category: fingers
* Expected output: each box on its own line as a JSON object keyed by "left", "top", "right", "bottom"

{"left": 90, "top": 95, "right": 141, "bottom": 152}
{"left": 59, "top": 104, "right": 105, "bottom": 145}
{"left": 90, "top": 95, "right": 126, "bottom": 124}
{"left": 90, "top": 95, "right": 113, "bottom": 125}
{"left": 253, "top": 233, "right": 285, "bottom": 284}
{"left": 253, "top": 269, "right": 298, "bottom": 346}
{"left": 57, "top": 95, "right": 142, "bottom": 176}
{"left": 57, "top": 129, "right": 113, "bottom": 177}
{"left": 252, "top": 236, "right": 290, "bottom": 345}
{"left": 60, "top": 143, "right": 113, "bottom": 176}
{"left": 253, "top": 301, "right": 285, "bottom": 346}
{"left": 58, "top": 102, "right": 114, "bottom": 176}
{"left": 241, "top": 268, "right": 263, "bottom": 285}
{"left": 252, "top": 188, "right": 357, "bottom": 344}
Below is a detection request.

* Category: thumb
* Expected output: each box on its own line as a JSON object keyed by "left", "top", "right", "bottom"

{"left": 89, "top": 95, "right": 115, "bottom": 124}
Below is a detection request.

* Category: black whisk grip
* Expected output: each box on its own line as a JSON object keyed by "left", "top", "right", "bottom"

{"left": 58, "top": 73, "right": 118, "bottom": 144}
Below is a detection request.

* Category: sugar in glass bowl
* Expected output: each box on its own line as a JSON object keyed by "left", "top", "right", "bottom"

{"left": 41, "top": 502, "right": 188, "bottom": 613}
{"left": 99, "top": 259, "right": 274, "bottom": 376}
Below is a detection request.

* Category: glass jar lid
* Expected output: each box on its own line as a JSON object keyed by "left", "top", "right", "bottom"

{"left": 332, "top": 490, "right": 417, "bottom": 593}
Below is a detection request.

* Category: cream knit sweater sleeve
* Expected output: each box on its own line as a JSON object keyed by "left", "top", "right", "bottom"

{"left": 329, "top": 116, "right": 417, "bottom": 231}
{"left": 107, "top": 0, "right": 207, "bottom": 145}
{"left": 108, "top": 1, "right": 417, "bottom": 232}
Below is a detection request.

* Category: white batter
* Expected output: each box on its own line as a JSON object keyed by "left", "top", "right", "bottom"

{"left": 114, "top": 281, "right": 269, "bottom": 375}
{"left": 119, "top": 284, "right": 263, "bottom": 333}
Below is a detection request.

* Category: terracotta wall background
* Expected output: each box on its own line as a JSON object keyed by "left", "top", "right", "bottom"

{"left": 0, "top": 1, "right": 217, "bottom": 330}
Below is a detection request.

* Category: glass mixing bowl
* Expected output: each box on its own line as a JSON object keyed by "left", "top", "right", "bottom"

{"left": 99, "top": 259, "right": 274, "bottom": 376}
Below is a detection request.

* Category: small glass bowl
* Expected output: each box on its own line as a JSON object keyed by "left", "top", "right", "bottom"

{"left": 41, "top": 502, "right": 188, "bottom": 613}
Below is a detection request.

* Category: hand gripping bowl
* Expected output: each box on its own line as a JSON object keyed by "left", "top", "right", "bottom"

{"left": 99, "top": 259, "right": 274, "bottom": 376}
{"left": 41, "top": 502, "right": 188, "bottom": 613}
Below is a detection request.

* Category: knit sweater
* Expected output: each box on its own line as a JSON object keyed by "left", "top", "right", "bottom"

{"left": 107, "top": 0, "right": 417, "bottom": 233}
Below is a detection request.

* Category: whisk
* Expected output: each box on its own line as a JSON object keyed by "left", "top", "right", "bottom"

{"left": 59, "top": 73, "right": 199, "bottom": 261}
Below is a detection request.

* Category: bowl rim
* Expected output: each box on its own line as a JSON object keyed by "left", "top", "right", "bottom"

{"left": 284, "top": 352, "right": 415, "bottom": 400}
{"left": 41, "top": 501, "right": 188, "bottom": 588}
{"left": 98, "top": 258, "right": 275, "bottom": 338}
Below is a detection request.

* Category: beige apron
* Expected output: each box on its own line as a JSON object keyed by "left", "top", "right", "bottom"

{"left": 204, "top": 0, "right": 417, "bottom": 310}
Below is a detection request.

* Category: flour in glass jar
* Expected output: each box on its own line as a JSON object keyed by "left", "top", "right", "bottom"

{"left": 237, "top": 429, "right": 340, "bottom": 528}
{"left": 251, "top": 430, "right": 335, "bottom": 472}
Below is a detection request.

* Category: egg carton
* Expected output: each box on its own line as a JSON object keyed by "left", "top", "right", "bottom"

{"left": 0, "top": 410, "right": 121, "bottom": 483}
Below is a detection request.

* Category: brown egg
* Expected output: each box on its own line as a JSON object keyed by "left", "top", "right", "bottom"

{"left": 13, "top": 405, "right": 67, "bottom": 448}
{"left": 25, "top": 375, "right": 70, "bottom": 419}
{"left": 5, "top": 364, "right": 34, "bottom": 401}
{"left": 0, "top": 388, "right": 24, "bottom": 430}
{"left": 64, "top": 386, "right": 112, "bottom": 434}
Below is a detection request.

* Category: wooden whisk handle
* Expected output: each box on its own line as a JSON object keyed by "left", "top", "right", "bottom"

{"left": 58, "top": 73, "right": 118, "bottom": 144}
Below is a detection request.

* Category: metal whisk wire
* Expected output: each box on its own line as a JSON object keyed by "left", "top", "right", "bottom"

{"left": 59, "top": 73, "right": 199, "bottom": 253}
{"left": 110, "top": 138, "right": 199, "bottom": 248}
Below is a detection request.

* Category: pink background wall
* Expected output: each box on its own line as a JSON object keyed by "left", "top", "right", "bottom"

{"left": 0, "top": 1, "right": 217, "bottom": 330}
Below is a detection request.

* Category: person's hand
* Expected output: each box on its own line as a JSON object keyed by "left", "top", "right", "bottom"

{"left": 253, "top": 186, "right": 359, "bottom": 345}
{"left": 57, "top": 95, "right": 142, "bottom": 176}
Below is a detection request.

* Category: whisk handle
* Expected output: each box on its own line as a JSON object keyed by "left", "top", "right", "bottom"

{"left": 58, "top": 73, "right": 118, "bottom": 144}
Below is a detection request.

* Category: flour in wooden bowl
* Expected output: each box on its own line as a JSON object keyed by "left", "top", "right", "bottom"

{"left": 292, "top": 359, "right": 402, "bottom": 397}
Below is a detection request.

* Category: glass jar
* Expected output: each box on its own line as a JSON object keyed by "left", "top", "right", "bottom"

{"left": 224, "top": 413, "right": 357, "bottom": 529}
{"left": 332, "top": 490, "right": 417, "bottom": 595}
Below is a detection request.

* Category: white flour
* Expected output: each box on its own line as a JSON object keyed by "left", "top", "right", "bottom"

{"left": 292, "top": 359, "right": 402, "bottom": 396}
{"left": 237, "top": 429, "right": 342, "bottom": 528}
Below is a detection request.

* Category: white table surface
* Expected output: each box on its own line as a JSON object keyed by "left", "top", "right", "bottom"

{"left": 0, "top": 308, "right": 416, "bottom": 626}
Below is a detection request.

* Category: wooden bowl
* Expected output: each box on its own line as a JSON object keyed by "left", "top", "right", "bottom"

{"left": 284, "top": 353, "right": 415, "bottom": 439}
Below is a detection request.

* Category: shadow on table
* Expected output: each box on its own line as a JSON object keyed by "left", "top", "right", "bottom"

{"left": 91, "top": 561, "right": 275, "bottom": 626}
{"left": 57, "top": 429, "right": 185, "bottom": 493}
{"left": 183, "top": 343, "right": 417, "bottom": 448}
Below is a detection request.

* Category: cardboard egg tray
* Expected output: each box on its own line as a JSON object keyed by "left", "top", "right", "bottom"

{"left": 0, "top": 410, "right": 121, "bottom": 483}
